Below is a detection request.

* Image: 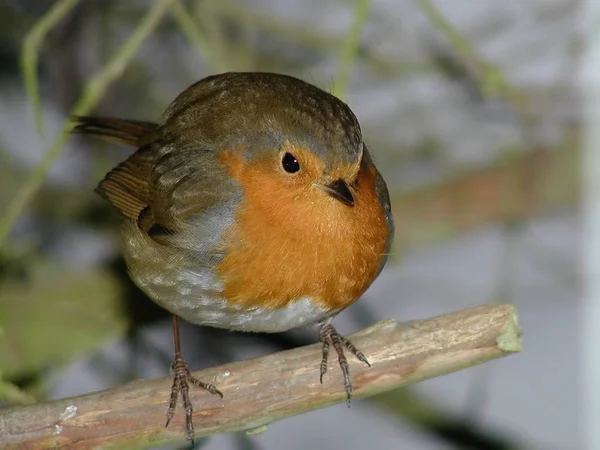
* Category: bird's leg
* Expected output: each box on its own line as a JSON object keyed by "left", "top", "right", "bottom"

{"left": 165, "top": 315, "right": 223, "bottom": 444}
{"left": 318, "top": 320, "right": 371, "bottom": 404}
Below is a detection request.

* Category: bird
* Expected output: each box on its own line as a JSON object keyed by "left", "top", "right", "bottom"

{"left": 72, "top": 71, "right": 394, "bottom": 443}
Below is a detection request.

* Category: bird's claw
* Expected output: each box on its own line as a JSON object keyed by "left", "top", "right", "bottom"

{"left": 318, "top": 322, "right": 370, "bottom": 403}
{"left": 166, "top": 352, "right": 223, "bottom": 443}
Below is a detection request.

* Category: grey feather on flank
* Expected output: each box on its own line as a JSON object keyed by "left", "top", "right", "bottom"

{"left": 123, "top": 219, "right": 331, "bottom": 333}
{"left": 192, "top": 297, "right": 331, "bottom": 333}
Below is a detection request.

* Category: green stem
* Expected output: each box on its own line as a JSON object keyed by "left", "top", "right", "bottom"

{"left": 21, "top": 0, "right": 81, "bottom": 136}
{"left": 333, "top": 0, "right": 371, "bottom": 100}
{"left": 415, "top": 0, "right": 535, "bottom": 132}
{"left": 169, "top": 2, "right": 210, "bottom": 61}
{"left": 1, "top": 0, "right": 177, "bottom": 249}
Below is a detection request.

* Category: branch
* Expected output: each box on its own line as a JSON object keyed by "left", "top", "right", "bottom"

{"left": 391, "top": 135, "right": 579, "bottom": 254}
{"left": 332, "top": 0, "right": 371, "bottom": 100}
{"left": 415, "top": 0, "right": 536, "bottom": 130}
{"left": 0, "top": 304, "right": 521, "bottom": 449}
{"left": 0, "top": 0, "right": 177, "bottom": 249}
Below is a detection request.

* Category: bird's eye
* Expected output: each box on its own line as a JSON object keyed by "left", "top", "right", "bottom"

{"left": 281, "top": 152, "right": 300, "bottom": 173}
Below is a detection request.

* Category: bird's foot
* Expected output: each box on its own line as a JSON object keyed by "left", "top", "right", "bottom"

{"left": 318, "top": 321, "right": 371, "bottom": 404}
{"left": 165, "top": 352, "right": 223, "bottom": 444}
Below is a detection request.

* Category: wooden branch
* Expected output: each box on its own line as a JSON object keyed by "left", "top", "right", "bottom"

{"left": 0, "top": 304, "right": 521, "bottom": 449}
{"left": 392, "top": 137, "right": 579, "bottom": 254}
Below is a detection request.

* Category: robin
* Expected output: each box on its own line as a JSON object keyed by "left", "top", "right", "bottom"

{"left": 72, "top": 72, "right": 394, "bottom": 442}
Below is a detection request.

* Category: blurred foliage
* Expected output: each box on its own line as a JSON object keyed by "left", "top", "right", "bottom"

{"left": 0, "top": 264, "right": 125, "bottom": 380}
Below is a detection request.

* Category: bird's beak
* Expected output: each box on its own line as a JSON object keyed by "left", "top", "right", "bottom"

{"left": 318, "top": 179, "right": 355, "bottom": 207}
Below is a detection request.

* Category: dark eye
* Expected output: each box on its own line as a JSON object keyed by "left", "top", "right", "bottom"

{"left": 281, "top": 152, "right": 300, "bottom": 173}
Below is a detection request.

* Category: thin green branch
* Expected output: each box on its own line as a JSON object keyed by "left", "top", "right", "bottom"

{"left": 20, "top": 0, "right": 81, "bottom": 136}
{"left": 214, "top": 1, "right": 434, "bottom": 78}
{"left": 415, "top": 0, "right": 535, "bottom": 131}
{"left": 192, "top": 0, "right": 230, "bottom": 72}
{"left": 169, "top": 2, "right": 210, "bottom": 63}
{"left": 0, "top": 0, "right": 177, "bottom": 249}
{"left": 332, "top": 0, "right": 371, "bottom": 100}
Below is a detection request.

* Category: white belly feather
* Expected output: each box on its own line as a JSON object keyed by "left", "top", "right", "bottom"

{"left": 122, "top": 221, "right": 331, "bottom": 333}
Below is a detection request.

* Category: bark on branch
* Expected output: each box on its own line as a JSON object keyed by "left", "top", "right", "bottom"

{"left": 0, "top": 304, "right": 521, "bottom": 449}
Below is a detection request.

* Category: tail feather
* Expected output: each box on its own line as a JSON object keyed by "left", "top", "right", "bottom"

{"left": 71, "top": 116, "right": 159, "bottom": 147}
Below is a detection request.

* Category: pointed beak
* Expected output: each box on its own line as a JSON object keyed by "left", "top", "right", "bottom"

{"left": 318, "top": 179, "right": 355, "bottom": 207}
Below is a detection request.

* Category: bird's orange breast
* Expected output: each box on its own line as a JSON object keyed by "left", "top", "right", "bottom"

{"left": 216, "top": 149, "right": 390, "bottom": 313}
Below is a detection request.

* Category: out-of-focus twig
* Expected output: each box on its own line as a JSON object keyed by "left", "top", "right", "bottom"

{"left": 0, "top": 0, "right": 177, "bottom": 249}
{"left": 371, "top": 387, "right": 524, "bottom": 450}
{"left": 21, "top": 0, "right": 80, "bottom": 136}
{"left": 192, "top": 0, "right": 230, "bottom": 73}
{"left": 415, "top": 0, "right": 536, "bottom": 134}
{"left": 332, "top": 0, "right": 371, "bottom": 100}
{"left": 391, "top": 128, "right": 579, "bottom": 254}
{"left": 170, "top": 2, "right": 210, "bottom": 63}
{"left": 214, "top": 0, "right": 435, "bottom": 78}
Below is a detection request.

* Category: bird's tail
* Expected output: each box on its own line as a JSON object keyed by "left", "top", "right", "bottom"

{"left": 71, "top": 116, "right": 159, "bottom": 147}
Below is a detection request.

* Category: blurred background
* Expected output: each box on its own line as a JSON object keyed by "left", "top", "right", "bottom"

{"left": 0, "top": 0, "right": 584, "bottom": 449}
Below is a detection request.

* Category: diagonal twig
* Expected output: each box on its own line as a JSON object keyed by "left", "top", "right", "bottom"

{"left": 0, "top": 304, "right": 521, "bottom": 449}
